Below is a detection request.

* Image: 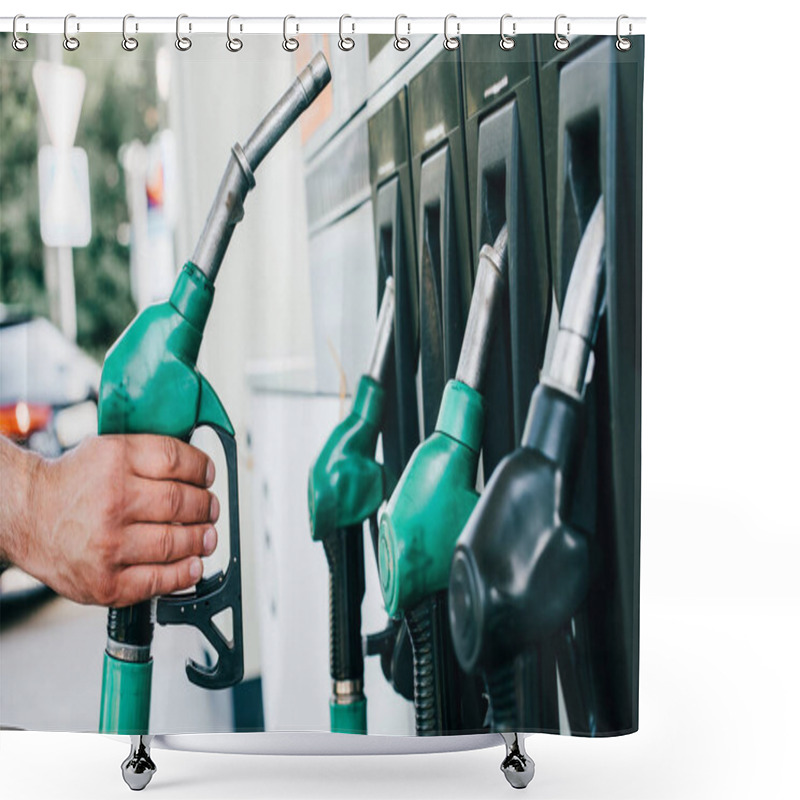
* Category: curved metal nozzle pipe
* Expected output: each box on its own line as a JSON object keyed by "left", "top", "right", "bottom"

{"left": 191, "top": 52, "right": 332, "bottom": 283}
{"left": 455, "top": 225, "right": 509, "bottom": 392}
{"left": 541, "top": 197, "right": 605, "bottom": 399}
{"left": 366, "top": 276, "right": 396, "bottom": 384}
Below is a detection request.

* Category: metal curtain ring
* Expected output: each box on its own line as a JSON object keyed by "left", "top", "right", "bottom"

{"left": 283, "top": 15, "right": 299, "bottom": 52}
{"left": 499, "top": 14, "right": 515, "bottom": 50}
{"left": 394, "top": 15, "right": 410, "bottom": 51}
{"left": 616, "top": 14, "right": 632, "bottom": 51}
{"left": 12, "top": 15, "right": 29, "bottom": 51}
{"left": 122, "top": 14, "right": 139, "bottom": 51}
{"left": 175, "top": 14, "right": 192, "bottom": 51}
{"left": 443, "top": 13, "right": 459, "bottom": 51}
{"left": 339, "top": 14, "right": 355, "bottom": 51}
{"left": 227, "top": 15, "right": 243, "bottom": 52}
{"left": 554, "top": 14, "right": 570, "bottom": 51}
{"left": 63, "top": 13, "right": 80, "bottom": 51}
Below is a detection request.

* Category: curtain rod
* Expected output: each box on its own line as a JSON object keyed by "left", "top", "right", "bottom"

{"left": 1, "top": 16, "right": 646, "bottom": 37}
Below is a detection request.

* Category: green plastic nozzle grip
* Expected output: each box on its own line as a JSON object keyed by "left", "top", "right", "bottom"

{"left": 308, "top": 375, "right": 386, "bottom": 542}
{"left": 98, "top": 263, "right": 243, "bottom": 737}
{"left": 378, "top": 380, "right": 485, "bottom": 618}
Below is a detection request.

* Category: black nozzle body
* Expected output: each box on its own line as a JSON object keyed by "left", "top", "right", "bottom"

{"left": 324, "top": 526, "right": 366, "bottom": 684}
{"left": 448, "top": 384, "right": 590, "bottom": 676}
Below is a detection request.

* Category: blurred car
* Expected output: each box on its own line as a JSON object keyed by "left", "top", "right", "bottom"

{"left": 0, "top": 305, "right": 100, "bottom": 605}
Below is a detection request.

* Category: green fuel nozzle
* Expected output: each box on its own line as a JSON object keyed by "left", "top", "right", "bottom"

{"left": 97, "top": 54, "right": 331, "bottom": 752}
{"left": 377, "top": 227, "right": 508, "bottom": 734}
{"left": 378, "top": 227, "right": 507, "bottom": 619}
{"left": 308, "top": 277, "right": 394, "bottom": 542}
{"left": 307, "top": 277, "right": 395, "bottom": 734}
{"left": 448, "top": 198, "right": 605, "bottom": 733}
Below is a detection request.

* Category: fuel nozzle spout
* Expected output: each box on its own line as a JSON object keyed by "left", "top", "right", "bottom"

{"left": 366, "top": 276, "right": 396, "bottom": 385}
{"left": 191, "top": 52, "right": 331, "bottom": 283}
{"left": 455, "top": 225, "right": 509, "bottom": 392}
{"left": 541, "top": 197, "right": 605, "bottom": 399}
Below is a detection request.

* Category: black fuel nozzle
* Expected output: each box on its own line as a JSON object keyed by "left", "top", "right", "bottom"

{"left": 448, "top": 198, "right": 605, "bottom": 731}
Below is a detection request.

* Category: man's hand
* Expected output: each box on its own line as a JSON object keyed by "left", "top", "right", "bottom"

{"left": 1, "top": 434, "right": 218, "bottom": 607}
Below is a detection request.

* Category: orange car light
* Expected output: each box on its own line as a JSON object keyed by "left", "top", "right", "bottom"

{"left": 0, "top": 402, "right": 52, "bottom": 439}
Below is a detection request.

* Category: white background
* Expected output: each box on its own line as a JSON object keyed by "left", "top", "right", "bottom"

{"left": 2, "top": 0, "right": 799, "bottom": 798}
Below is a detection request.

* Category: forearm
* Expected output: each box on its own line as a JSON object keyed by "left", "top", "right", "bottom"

{"left": 0, "top": 435, "right": 41, "bottom": 566}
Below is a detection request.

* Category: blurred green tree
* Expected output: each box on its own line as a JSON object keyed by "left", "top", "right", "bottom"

{"left": 0, "top": 33, "right": 162, "bottom": 360}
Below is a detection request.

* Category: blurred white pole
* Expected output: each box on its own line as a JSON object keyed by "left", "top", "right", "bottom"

{"left": 54, "top": 247, "right": 77, "bottom": 341}
{"left": 37, "top": 35, "right": 79, "bottom": 342}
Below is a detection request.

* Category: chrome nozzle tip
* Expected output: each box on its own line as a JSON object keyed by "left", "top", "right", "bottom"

{"left": 479, "top": 224, "right": 509, "bottom": 277}
{"left": 299, "top": 52, "right": 332, "bottom": 101}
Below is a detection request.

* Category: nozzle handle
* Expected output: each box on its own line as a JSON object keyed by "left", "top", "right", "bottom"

{"left": 326, "top": 527, "right": 367, "bottom": 734}
{"left": 324, "top": 526, "right": 366, "bottom": 689}
{"left": 156, "top": 417, "right": 243, "bottom": 690}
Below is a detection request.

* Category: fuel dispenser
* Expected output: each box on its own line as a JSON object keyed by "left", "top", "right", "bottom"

{"left": 448, "top": 37, "right": 642, "bottom": 738}
{"left": 536, "top": 35, "right": 643, "bottom": 733}
{"left": 97, "top": 54, "right": 331, "bottom": 789}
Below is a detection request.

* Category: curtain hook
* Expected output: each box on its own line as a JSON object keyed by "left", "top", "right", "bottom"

{"left": 339, "top": 14, "right": 355, "bottom": 51}
{"left": 12, "top": 15, "right": 29, "bottom": 52}
{"left": 122, "top": 14, "right": 139, "bottom": 52}
{"left": 63, "top": 13, "right": 80, "bottom": 51}
{"left": 500, "top": 14, "right": 516, "bottom": 51}
{"left": 554, "top": 14, "right": 570, "bottom": 51}
{"left": 394, "top": 15, "right": 411, "bottom": 51}
{"left": 616, "top": 15, "right": 632, "bottom": 51}
{"left": 227, "top": 15, "right": 243, "bottom": 52}
{"left": 443, "top": 14, "right": 460, "bottom": 51}
{"left": 283, "top": 15, "right": 299, "bottom": 52}
{"left": 175, "top": 14, "right": 192, "bottom": 51}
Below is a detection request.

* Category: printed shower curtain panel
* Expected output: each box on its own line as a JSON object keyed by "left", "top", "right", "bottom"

{"left": 0, "top": 22, "right": 643, "bottom": 789}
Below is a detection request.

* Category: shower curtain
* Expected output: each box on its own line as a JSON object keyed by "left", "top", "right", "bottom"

{"left": 0, "top": 25, "right": 643, "bottom": 743}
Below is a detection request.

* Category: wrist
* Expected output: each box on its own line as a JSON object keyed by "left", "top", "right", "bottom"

{"left": 0, "top": 437, "right": 45, "bottom": 567}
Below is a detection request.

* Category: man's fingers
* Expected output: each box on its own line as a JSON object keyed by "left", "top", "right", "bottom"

{"left": 115, "top": 523, "right": 217, "bottom": 566}
{"left": 126, "top": 435, "right": 215, "bottom": 487}
{"left": 126, "top": 477, "right": 219, "bottom": 525}
{"left": 113, "top": 557, "right": 204, "bottom": 606}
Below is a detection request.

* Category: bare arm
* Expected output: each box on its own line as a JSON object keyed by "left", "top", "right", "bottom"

{"left": 0, "top": 434, "right": 218, "bottom": 606}
{"left": 0, "top": 434, "right": 39, "bottom": 568}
